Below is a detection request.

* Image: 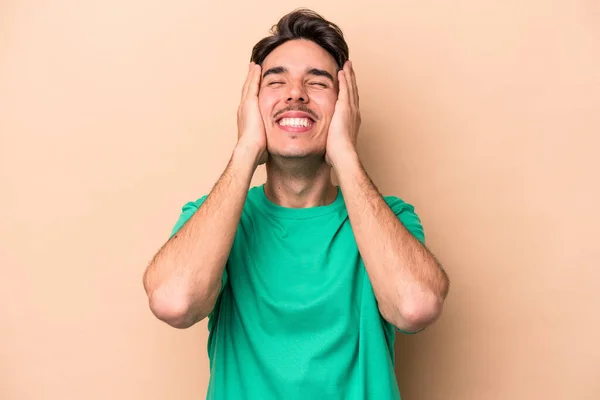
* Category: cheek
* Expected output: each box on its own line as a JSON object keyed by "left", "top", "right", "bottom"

{"left": 315, "top": 95, "right": 337, "bottom": 121}
{"left": 258, "top": 92, "right": 279, "bottom": 119}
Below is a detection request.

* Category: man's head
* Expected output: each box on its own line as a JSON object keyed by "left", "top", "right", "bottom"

{"left": 251, "top": 9, "right": 349, "bottom": 161}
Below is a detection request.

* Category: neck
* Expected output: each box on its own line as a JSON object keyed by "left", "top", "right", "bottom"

{"left": 264, "top": 155, "right": 338, "bottom": 208}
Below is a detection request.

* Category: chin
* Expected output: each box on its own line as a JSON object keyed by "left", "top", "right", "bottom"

{"left": 268, "top": 146, "right": 326, "bottom": 160}
{"left": 266, "top": 134, "right": 326, "bottom": 160}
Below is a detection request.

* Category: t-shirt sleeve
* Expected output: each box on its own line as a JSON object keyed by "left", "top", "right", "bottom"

{"left": 168, "top": 195, "right": 229, "bottom": 310}
{"left": 384, "top": 196, "right": 427, "bottom": 334}
{"left": 384, "top": 196, "right": 426, "bottom": 245}
{"left": 169, "top": 196, "right": 208, "bottom": 238}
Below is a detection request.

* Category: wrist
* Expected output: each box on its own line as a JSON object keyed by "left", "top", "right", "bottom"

{"left": 332, "top": 149, "right": 367, "bottom": 190}
{"left": 328, "top": 145, "right": 359, "bottom": 170}
{"left": 233, "top": 140, "right": 263, "bottom": 170}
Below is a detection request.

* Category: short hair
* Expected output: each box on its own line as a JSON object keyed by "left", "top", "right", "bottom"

{"left": 250, "top": 8, "right": 349, "bottom": 70}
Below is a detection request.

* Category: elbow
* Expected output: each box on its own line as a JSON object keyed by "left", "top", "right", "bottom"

{"left": 393, "top": 271, "right": 450, "bottom": 331}
{"left": 384, "top": 291, "right": 447, "bottom": 332}
{"left": 403, "top": 295, "right": 445, "bottom": 330}
{"left": 143, "top": 268, "right": 218, "bottom": 329}
{"left": 144, "top": 279, "right": 217, "bottom": 329}
{"left": 384, "top": 266, "right": 450, "bottom": 332}
{"left": 142, "top": 267, "right": 199, "bottom": 329}
{"left": 147, "top": 290, "right": 197, "bottom": 329}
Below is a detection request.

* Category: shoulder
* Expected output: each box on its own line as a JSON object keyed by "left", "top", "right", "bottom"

{"left": 382, "top": 195, "right": 418, "bottom": 215}
{"left": 169, "top": 194, "right": 208, "bottom": 238}
{"left": 171, "top": 185, "right": 263, "bottom": 235}
{"left": 180, "top": 194, "right": 209, "bottom": 212}
{"left": 382, "top": 195, "right": 426, "bottom": 245}
{"left": 175, "top": 185, "right": 263, "bottom": 215}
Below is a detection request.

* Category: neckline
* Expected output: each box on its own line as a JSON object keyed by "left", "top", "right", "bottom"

{"left": 253, "top": 184, "right": 346, "bottom": 219}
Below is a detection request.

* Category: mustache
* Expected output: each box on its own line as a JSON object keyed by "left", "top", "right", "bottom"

{"left": 273, "top": 105, "right": 319, "bottom": 121}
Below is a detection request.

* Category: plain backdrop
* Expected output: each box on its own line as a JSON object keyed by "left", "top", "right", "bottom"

{"left": 1, "top": 0, "right": 599, "bottom": 399}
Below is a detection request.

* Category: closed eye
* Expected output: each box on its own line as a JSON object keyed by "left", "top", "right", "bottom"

{"left": 268, "top": 81, "right": 285, "bottom": 86}
{"left": 310, "top": 82, "right": 328, "bottom": 88}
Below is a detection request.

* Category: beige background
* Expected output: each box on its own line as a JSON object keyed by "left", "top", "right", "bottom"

{"left": 1, "top": 0, "right": 599, "bottom": 399}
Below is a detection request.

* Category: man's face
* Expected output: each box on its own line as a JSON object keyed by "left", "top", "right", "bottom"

{"left": 258, "top": 39, "right": 339, "bottom": 160}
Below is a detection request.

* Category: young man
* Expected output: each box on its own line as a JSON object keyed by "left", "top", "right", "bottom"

{"left": 143, "top": 8, "right": 449, "bottom": 400}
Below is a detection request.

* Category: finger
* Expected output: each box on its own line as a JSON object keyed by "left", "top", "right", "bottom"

{"left": 344, "top": 61, "right": 356, "bottom": 106}
{"left": 241, "top": 62, "right": 254, "bottom": 100}
{"left": 337, "top": 70, "right": 348, "bottom": 102}
{"left": 349, "top": 61, "right": 359, "bottom": 106}
{"left": 248, "top": 63, "right": 262, "bottom": 98}
{"left": 344, "top": 61, "right": 354, "bottom": 103}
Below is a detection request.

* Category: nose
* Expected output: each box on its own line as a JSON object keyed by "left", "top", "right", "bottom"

{"left": 285, "top": 82, "right": 308, "bottom": 104}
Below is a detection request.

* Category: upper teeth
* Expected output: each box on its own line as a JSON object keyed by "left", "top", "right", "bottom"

{"left": 279, "top": 118, "right": 312, "bottom": 127}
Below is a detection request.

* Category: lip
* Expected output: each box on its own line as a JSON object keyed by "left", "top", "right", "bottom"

{"left": 275, "top": 111, "right": 315, "bottom": 122}
{"left": 275, "top": 111, "right": 316, "bottom": 134}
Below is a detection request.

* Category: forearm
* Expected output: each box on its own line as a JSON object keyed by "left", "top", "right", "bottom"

{"left": 143, "top": 144, "right": 259, "bottom": 328}
{"left": 333, "top": 150, "right": 449, "bottom": 331}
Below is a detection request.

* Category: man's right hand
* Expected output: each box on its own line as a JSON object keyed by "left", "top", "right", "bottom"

{"left": 236, "top": 62, "right": 268, "bottom": 166}
{"left": 144, "top": 63, "right": 268, "bottom": 330}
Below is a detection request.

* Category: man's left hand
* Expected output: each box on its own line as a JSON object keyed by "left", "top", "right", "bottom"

{"left": 325, "top": 60, "right": 362, "bottom": 167}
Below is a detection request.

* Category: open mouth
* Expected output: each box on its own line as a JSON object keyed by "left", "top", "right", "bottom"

{"left": 276, "top": 117, "right": 314, "bottom": 129}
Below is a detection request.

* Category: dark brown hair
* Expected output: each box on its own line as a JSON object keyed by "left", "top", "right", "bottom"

{"left": 250, "top": 9, "right": 349, "bottom": 70}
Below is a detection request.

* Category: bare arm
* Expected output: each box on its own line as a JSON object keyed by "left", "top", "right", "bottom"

{"left": 143, "top": 62, "right": 266, "bottom": 329}
{"left": 327, "top": 61, "right": 449, "bottom": 332}
{"left": 143, "top": 147, "right": 257, "bottom": 328}
{"left": 334, "top": 151, "right": 449, "bottom": 332}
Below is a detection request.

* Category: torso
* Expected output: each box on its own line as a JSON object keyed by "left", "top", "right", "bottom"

{"left": 204, "top": 185, "right": 401, "bottom": 400}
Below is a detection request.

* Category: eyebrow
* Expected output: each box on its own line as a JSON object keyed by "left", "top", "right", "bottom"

{"left": 307, "top": 68, "right": 334, "bottom": 82}
{"left": 262, "top": 66, "right": 287, "bottom": 79}
{"left": 262, "top": 66, "right": 335, "bottom": 82}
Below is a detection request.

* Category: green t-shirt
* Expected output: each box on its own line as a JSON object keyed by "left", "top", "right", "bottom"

{"left": 170, "top": 184, "right": 425, "bottom": 400}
